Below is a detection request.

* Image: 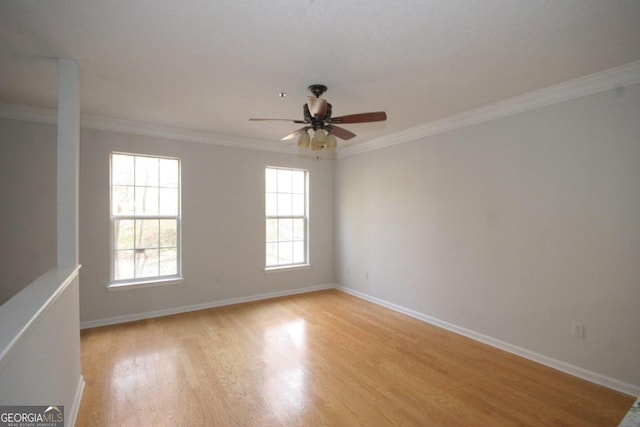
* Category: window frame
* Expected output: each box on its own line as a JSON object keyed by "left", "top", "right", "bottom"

{"left": 108, "top": 152, "right": 183, "bottom": 289}
{"left": 265, "top": 166, "right": 309, "bottom": 270}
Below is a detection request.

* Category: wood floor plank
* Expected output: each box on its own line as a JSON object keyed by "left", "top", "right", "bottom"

{"left": 76, "top": 290, "right": 634, "bottom": 426}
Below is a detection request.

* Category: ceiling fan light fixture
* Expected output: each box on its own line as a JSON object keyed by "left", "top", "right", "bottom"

{"left": 310, "top": 141, "right": 323, "bottom": 151}
{"left": 325, "top": 133, "right": 337, "bottom": 149}
{"left": 312, "top": 129, "right": 326, "bottom": 145}
{"left": 297, "top": 131, "right": 310, "bottom": 148}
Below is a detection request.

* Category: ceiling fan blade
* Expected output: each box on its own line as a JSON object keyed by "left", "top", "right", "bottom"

{"left": 329, "top": 125, "right": 357, "bottom": 140}
{"left": 250, "top": 118, "right": 307, "bottom": 124}
{"left": 307, "top": 96, "right": 328, "bottom": 118}
{"left": 281, "top": 126, "right": 311, "bottom": 141}
{"left": 330, "top": 111, "right": 387, "bottom": 124}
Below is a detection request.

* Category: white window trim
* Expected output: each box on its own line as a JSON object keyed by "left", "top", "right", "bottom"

{"left": 107, "top": 276, "right": 183, "bottom": 291}
{"left": 265, "top": 264, "right": 310, "bottom": 273}
{"left": 109, "top": 152, "right": 183, "bottom": 288}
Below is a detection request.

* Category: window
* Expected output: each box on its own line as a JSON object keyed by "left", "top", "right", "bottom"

{"left": 110, "top": 153, "right": 181, "bottom": 286}
{"left": 265, "top": 167, "right": 308, "bottom": 268}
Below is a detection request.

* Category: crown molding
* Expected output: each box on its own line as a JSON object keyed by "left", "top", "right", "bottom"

{"left": 0, "top": 103, "right": 292, "bottom": 154}
{"left": 0, "top": 102, "right": 57, "bottom": 124}
{"left": 80, "top": 114, "right": 292, "bottom": 154}
{"left": 338, "top": 60, "right": 640, "bottom": 158}
{"left": 2, "top": 60, "right": 639, "bottom": 157}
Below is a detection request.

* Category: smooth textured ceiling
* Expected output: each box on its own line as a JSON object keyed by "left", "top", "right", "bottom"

{"left": 1, "top": 1, "right": 640, "bottom": 148}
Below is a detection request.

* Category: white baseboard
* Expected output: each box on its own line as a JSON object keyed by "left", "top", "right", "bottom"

{"left": 337, "top": 286, "right": 640, "bottom": 397}
{"left": 80, "top": 284, "right": 336, "bottom": 329}
{"left": 69, "top": 375, "right": 85, "bottom": 427}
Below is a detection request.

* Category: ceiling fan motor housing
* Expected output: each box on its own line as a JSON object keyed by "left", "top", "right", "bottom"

{"left": 303, "top": 103, "right": 332, "bottom": 130}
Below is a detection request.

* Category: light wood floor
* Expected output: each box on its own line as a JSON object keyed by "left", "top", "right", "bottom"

{"left": 77, "top": 290, "right": 633, "bottom": 426}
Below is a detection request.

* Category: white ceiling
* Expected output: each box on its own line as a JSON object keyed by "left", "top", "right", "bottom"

{"left": 1, "top": 1, "right": 639, "bottom": 150}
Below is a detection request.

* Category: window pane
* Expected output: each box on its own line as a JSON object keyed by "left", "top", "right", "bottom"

{"left": 278, "top": 218, "right": 293, "bottom": 242}
{"left": 266, "top": 243, "right": 278, "bottom": 266}
{"left": 266, "top": 219, "right": 278, "bottom": 243}
{"left": 277, "top": 193, "right": 292, "bottom": 215}
{"left": 114, "top": 219, "right": 134, "bottom": 250}
{"left": 293, "top": 241, "right": 305, "bottom": 264}
{"left": 159, "top": 188, "right": 178, "bottom": 215}
{"left": 112, "top": 155, "right": 134, "bottom": 185}
{"left": 159, "top": 159, "right": 179, "bottom": 188}
{"left": 278, "top": 241, "right": 293, "bottom": 265}
{"left": 160, "top": 219, "right": 177, "bottom": 248}
{"left": 277, "top": 169, "right": 292, "bottom": 193}
{"left": 292, "top": 170, "right": 305, "bottom": 194}
{"left": 292, "top": 194, "right": 305, "bottom": 216}
{"left": 112, "top": 185, "right": 134, "bottom": 215}
{"left": 135, "top": 156, "right": 159, "bottom": 186}
{"left": 293, "top": 219, "right": 305, "bottom": 241}
{"left": 114, "top": 250, "right": 134, "bottom": 280}
{"left": 136, "top": 219, "right": 159, "bottom": 249}
{"left": 159, "top": 248, "right": 177, "bottom": 275}
{"left": 265, "top": 168, "right": 277, "bottom": 193}
{"left": 266, "top": 193, "right": 277, "bottom": 216}
{"left": 135, "top": 186, "right": 159, "bottom": 215}
{"left": 136, "top": 248, "right": 159, "bottom": 278}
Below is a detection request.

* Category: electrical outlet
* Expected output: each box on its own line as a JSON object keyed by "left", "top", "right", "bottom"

{"left": 572, "top": 321, "right": 585, "bottom": 339}
{"left": 365, "top": 272, "right": 369, "bottom": 280}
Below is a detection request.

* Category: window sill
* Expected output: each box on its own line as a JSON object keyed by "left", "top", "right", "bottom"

{"left": 107, "top": 276, "right": 183, "bottom": 291}
{"left": 265, "top": 264, "right": 310, "bottom": 273}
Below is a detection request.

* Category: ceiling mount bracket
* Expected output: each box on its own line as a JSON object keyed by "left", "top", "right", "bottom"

{"left": 308, "top": 84, "right": 328, "bottom": 98}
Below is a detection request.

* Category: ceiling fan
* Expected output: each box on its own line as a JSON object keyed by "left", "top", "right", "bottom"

{"left": 250, "top": 84, "right": 387, "bottom": 151}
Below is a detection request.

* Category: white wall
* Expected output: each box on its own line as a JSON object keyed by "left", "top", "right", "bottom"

{"left": 79, "top": 128, "right": 334, "bottom": 324}
{"left": 0, "top": 119, "right": 57, "bottom": 305}
{"left": 335, "top": 84, "right": 640, "bottom": 389}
